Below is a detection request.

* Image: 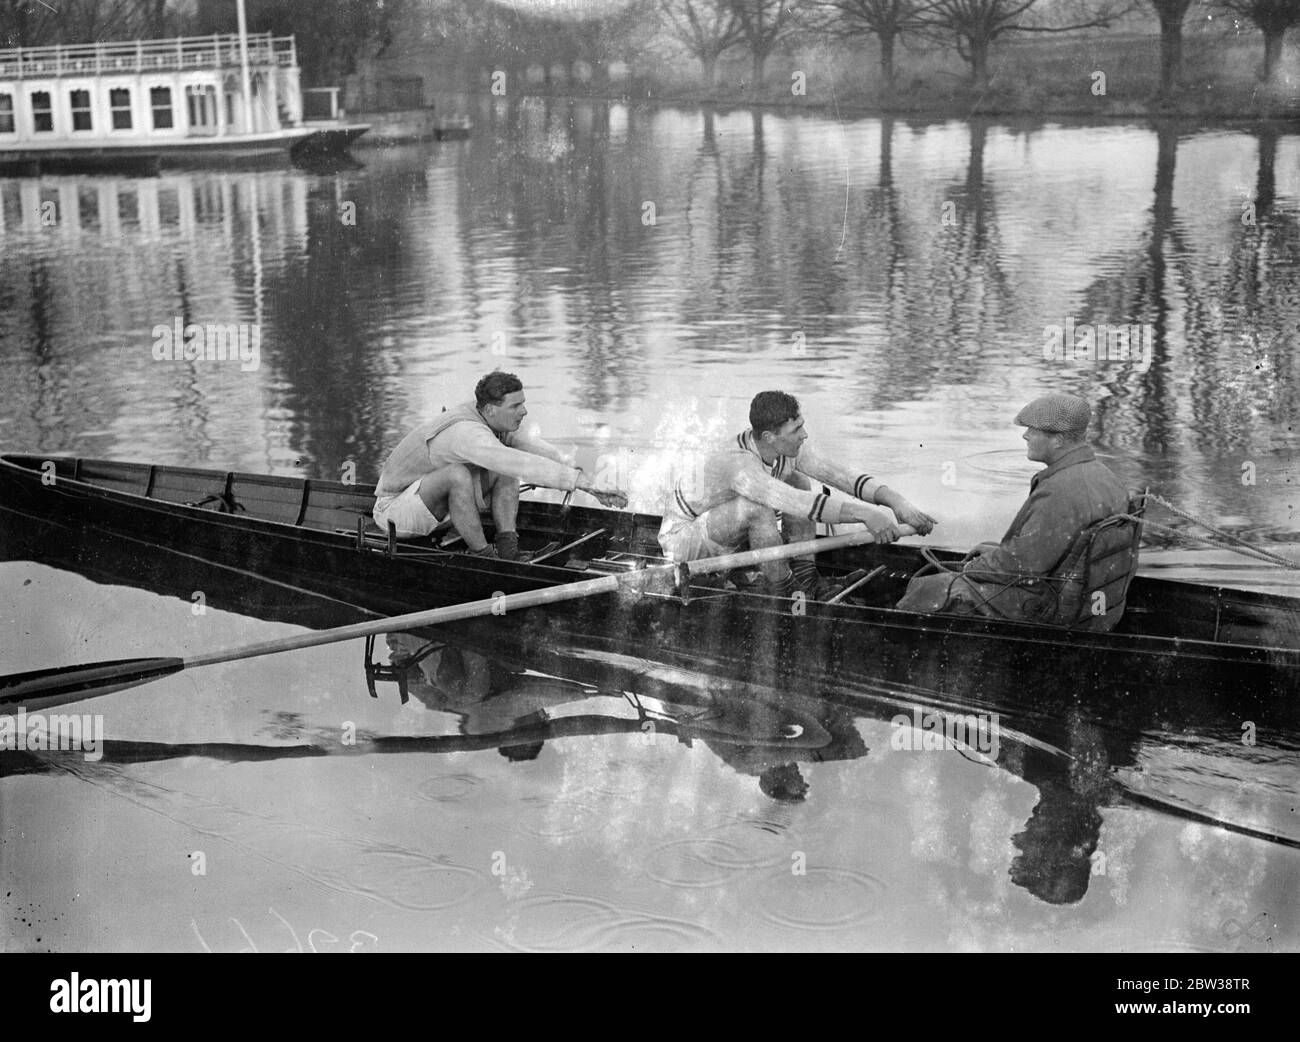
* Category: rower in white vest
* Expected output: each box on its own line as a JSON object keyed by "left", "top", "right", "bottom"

{"left": 374, "top": 371, "right": 628, "bottom": 560}
{"left": 659, "top": 390, "right": 936, "bottom": 597}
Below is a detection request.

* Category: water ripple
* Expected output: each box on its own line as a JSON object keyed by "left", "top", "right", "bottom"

{"left": 747, "top": 866, "right": 887, "bottom": 931}
{"left": 644, "top": 838, "right": 748, "bottom": 889}
{"left": 494, "top": 893, "right": 624, "bottom": 952}
{"left": 414, "top": 773, "right": 484, "bottom": 804}
{"left": 583, "top": 916, "right": 723, "bottom": 952}
{"left": 515, "top": 797, "right": 600, "bottom": 838}
{"left": 341, "top": 850, "right": 488, "bottom": 913}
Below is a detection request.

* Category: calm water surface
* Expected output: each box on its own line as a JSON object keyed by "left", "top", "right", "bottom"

{"left": 1, "top": 100, "right": 1298, "bottom": 950}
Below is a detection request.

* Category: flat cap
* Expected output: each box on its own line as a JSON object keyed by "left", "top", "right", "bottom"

{"left": 1014, "top": 393, "right": 1091, "bottom": 433}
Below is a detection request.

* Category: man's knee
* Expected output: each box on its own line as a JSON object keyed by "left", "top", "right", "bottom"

{"left": 445, "top": 463, "right": 474, "bottom": 489}
{"left": 897, "top": 573, "right": 959, "bottom": 613}
{"left": 419, "top": 463, "right": 473, "bottom": 506}
{"left": 738, "top": 498, "right": 775, "bottom": 526}
{"left": 490, "top": 473, "right": 519, "bottom": 497}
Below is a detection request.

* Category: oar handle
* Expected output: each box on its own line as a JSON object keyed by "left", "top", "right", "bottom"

{"left": 184, "top": 524, "right": 915, "bottom": 671}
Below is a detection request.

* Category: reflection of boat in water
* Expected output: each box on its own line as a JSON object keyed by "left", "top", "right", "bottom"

{"left": 368, "top": 630, "right": 851, "bottom": 789}
{"left": 5, "top": 530, "right": 1293, "bottom": 908}
{"left": 0, "top": 28, "right": 364, "bottom": 174}
{"left": 2, "top": 490, "right": 1295, "bottom": 905}
{"left": 434, "top": 117, "right": 472, "bottom": 141}
{"left": 371, "top": 623, "right": 1300, "bottom": 904}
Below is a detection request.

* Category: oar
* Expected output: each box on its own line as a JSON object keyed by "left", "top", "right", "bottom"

{"left": 1, "top": 524, "right": 914, "bottom": 710}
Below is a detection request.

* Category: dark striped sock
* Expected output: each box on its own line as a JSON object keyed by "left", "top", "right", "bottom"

{"left": 763, "top": 571, "right": 797, "bottom": 596}
{"left": 790, "top": 560, "right": 820, "bottom": 589}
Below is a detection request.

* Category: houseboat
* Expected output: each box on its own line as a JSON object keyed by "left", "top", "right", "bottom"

{"left": 0, "top": 31, "right": 364, "bottom": 173}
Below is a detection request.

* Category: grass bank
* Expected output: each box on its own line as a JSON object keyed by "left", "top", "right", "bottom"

{"left": 632, "top": 31, "right": 1299, "bottom": 121}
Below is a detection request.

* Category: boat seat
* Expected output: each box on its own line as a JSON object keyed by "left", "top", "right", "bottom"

{"left": 349, "top": 516, "right": 454, "bottom": 552}
{"left": 1050, "top": 494, "right": 1145, "bottom": 632}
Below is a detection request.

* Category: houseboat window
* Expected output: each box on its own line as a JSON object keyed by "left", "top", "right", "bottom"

{"left": 31, "top": 91, "right": 53, "bottom": 133}
{"left": 150, "top": 87, "right": 173, "bottom": 129}
{"left": 185, "top": 85, "right": 217, "bottom": 133}
{"left": 0, "top": 94, "right": 14, "bottom": 134}
{"left": 70, "top": 89, "right": 92, "bottom": 131}
{"left": 110, "top": 88, "right": 132, "bottom": 130}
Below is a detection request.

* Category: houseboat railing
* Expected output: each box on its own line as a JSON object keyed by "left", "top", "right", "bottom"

{"left": 0, "top": 33, "right": 297, "bottom": 79}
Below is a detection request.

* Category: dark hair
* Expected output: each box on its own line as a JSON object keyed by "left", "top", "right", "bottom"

{"left": 749, "top": 391, "right": 800, "bottom": 437}
{"left": 758, "top": 763, "right": 808, "bottom": 802}
{"left": 475, "top": 371, "right": 524, "bottom": 409}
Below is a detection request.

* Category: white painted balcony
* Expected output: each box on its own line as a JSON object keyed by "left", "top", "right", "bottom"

{"left": 0, "top": 33, "right": 297, "bottom": 79}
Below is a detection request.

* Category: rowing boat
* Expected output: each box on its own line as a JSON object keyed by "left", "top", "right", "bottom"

{"left": 2, "top": 453, "right": 1298, "bottom": 700}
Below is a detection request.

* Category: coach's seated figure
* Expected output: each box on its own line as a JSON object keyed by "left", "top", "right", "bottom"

{"left": 897, "top": 393, "right": 1140, "bottom": 631}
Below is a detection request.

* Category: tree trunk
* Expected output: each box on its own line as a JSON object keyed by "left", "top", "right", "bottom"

{"left": 751, "top": 49, "right": 768, "bottom": 90}
{"left": 701, "top": 54, "right": 717, "bottom": 90}
{"left": 1256, "top": 125, "right": 1277, "bottom": 213}
{"left": 1262, "top": 27, "right": 1284, "bottom": 86}
{"left": 969, "top": 37, "right": 990, "bottom": 87}
{"left": 880, "top": 30, "right": 896, "bottom": 89}
{"left": 1159, "top": 16, "right": 1184, "bottom": 95}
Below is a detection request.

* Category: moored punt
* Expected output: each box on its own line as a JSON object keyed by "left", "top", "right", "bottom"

{"left": 2, "top": 453, "right": 1298, "bottom": 702}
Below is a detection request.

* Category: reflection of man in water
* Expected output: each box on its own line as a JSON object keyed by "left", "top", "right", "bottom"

{"left": 694, "top": 694, "right": 868, "bottom": 803}
{"left": 499, "top": 742, "right": 544, "bottom": 762}
{"left": 1009, "top": 782, "right": 1103, "bottom": 905}
{"left": 758, "top": 763, "right": 811, "bottom": 802}
{"left": 999, "top": 711, "right": 1127, "bottom": 905}
{"left": 386, "top": 633, "right": 589, "bottom": 762}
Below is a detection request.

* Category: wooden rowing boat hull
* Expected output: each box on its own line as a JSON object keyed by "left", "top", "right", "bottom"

{"left": 2, "top": 453, "right": 1298, "bottom": 701}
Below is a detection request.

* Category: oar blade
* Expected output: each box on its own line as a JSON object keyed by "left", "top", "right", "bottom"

{"left": 0, "top": 658, "right": 185, "bottom": 711}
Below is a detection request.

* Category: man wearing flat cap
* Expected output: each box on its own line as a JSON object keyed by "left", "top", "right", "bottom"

{"left": 897, "top": 393, "right": 1133, "bottom": 628}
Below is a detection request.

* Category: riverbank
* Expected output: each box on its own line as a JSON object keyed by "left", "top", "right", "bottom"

{"left": 638, "top": 31, "right": 1298, "bottom": 121}
{"left": 402, "top": 30, "right": 1300, "bottom": 124}
{"left": 639, "top": 81, "right": 1300, "bottom": 124}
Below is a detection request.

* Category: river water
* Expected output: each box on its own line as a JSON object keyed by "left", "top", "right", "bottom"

{"left": 1, "top": 99, "right": 1297, "bottom": 951}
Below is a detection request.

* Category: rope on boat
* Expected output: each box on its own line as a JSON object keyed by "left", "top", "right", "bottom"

{"left": 1125, "top": 493, "right": 1300, "bottom": 571}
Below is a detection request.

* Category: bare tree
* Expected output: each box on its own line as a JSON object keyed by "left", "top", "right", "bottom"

{"left": 918, "top": 0, "right": 1128, "bottom": 87}
{"left": 193, "top": 0, "right": 413, "bottom": 86}
{"left": 727, "top": 0, "right": 804, "bottom": 89}
{"left": 658, "top": 0, "right": 745, "bottom": 87}
{"left": 0, "top": 0, "right": 58, "bottom": 46}
{"left": 808, "top": 0, "right": 929, "bottom": 87}
{"left": 60, "top": 0, "right": 153, "bottom": 41}
{"left": 1, "top": 0, "right": 162, "bottom": 46}
{"left": 147, "top": 0, "right": 169, "bottom": 37}
{"left": 1218, "top": 0, "right": 1300, "bottom": 85}
{"left": 1147, "top": 0, "right": 1194, "bottom": 93}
